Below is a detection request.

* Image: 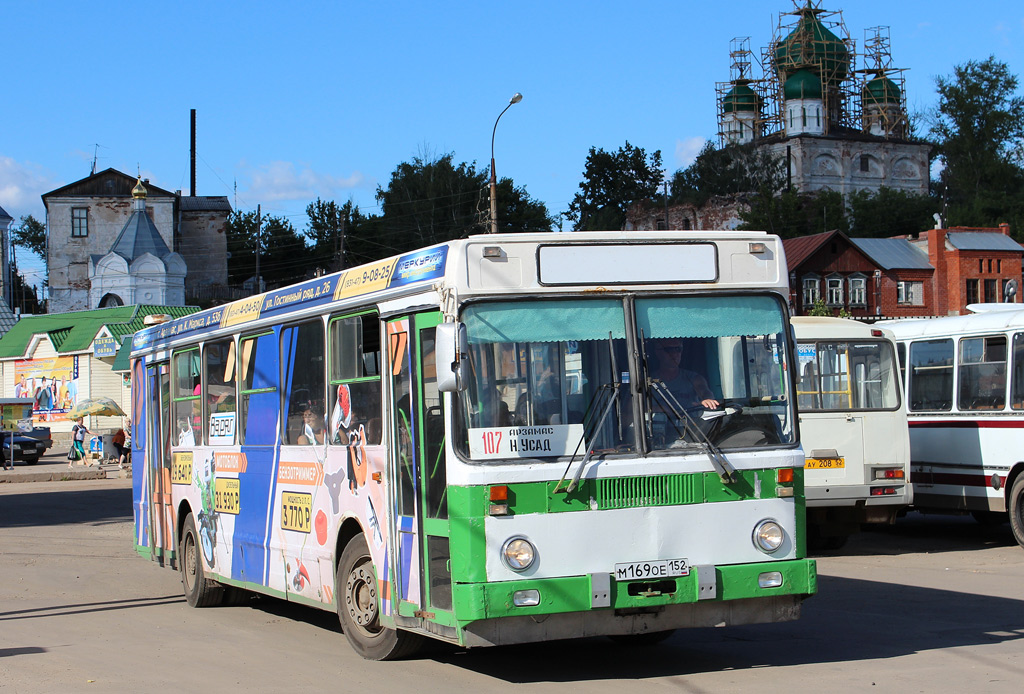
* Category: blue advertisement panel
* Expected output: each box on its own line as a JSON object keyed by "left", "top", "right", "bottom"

{"left": 134, "top": 246, "right": 449, "bottom": 353}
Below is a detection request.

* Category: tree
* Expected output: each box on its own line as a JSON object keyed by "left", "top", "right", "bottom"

{"left": 375, "top": 151, "right": 551, "bottom": 257}
{"left": 566, "top": 142, "right": 663, "bottom": 231}
{"left": 671, "top": 141, "right": 785, "bottom": 206}
{"left": 739, "top": 188, "right": 848, "bottom": 239}
{"left": 305, "top": 198, "right": 356, "bottom": 272}
{"left": 12, "top": 215, "right": 46, "bottom": 258}
{"left": 226, "top": 210, "right": 311, "bottom": 287}
{"left": 930, "top": 56, "right": 1024, "bottom": 227}
{"left": 847, "top": 187, "right": 937, "bottom": 238}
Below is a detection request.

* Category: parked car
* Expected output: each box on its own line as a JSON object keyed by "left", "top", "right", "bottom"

{"left": 20, "top": 425, "right": 53, "bottom": 450}
{"left": 1, "top": 432, "right": 47, "bottom": 465}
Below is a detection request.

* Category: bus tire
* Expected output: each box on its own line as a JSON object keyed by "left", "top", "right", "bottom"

{"left": 180, "top": 512, "right": 224, "bottom": 608}
{"left": 336, "top": 535, "right": 421, "bottom": 660}
{"left": 1009, "top": 475, "right": 1024, "bottom": 550}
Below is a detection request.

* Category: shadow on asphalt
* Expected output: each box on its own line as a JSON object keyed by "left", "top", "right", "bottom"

{"left": 819, "top": 510, "right": 1018, "bottom": 557}
{"left": 0, "top": 486, "right": 132, "bottom": 528}
{"left": 429, "top": 573, "right": 1024, "bottom": 682}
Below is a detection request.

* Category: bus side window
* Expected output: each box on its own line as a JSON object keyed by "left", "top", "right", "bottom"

{"left": 239, "top": 332, "right": 279, "bottom": 445}
{"left": 204, "top": 338, "right": 237, "bottom": 444}
{"left": 328, "top": 312, "right": 382, "bottom": 445}
{"left": 1012, "top": 333, "right": 1024, "bottom": 410}
{"left": 282, "top": 320, "right": 326, "bottom": 445}
{"left": 909, "top": 339, "right": 953, "bottom": 411}
{"left": 171, "top": 348, "right": 202, "bottom": 446}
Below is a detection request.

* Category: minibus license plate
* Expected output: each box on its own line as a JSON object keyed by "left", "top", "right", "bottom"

{"left": 805, "top": 457, "right": 845, "bottom": 469}
{"left": 614, "top": 558, "right": 689, "bottom": 581}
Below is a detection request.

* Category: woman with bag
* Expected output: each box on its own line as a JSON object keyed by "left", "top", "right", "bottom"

{"left": 68, "top": 417, "right": 89, "bottom": 466}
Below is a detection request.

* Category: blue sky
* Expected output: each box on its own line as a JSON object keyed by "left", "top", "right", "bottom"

{"left": 4, "top": 1, "right": 1024, "bottom": 289}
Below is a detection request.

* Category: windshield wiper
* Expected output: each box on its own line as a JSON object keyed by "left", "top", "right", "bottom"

{"left": 555, "top": 332, "right": 621, "bottom": 494}
{"left": 648, "top": 380, "right": 738, "bottom": 485}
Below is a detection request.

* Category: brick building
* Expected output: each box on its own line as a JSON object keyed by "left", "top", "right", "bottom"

{"left": 784, "top": 225, "right": 1023, "bottom": 318}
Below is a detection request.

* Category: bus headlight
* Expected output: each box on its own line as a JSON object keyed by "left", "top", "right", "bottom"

{"left": 753, "top": 519, "right": 784, "bottom": 553}
{"left": 501, "top": 536, "right": 536, "bottom": 571}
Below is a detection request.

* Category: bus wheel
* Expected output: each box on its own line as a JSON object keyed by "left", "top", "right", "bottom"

{"left": 180, "top": 512, "right": 224, "bottom": 608}
{"left": 336, "top": 535, "right": 422, "bottom": 660}
{"left": 1009, "top": 475, "right": 1024, "bottom": 550}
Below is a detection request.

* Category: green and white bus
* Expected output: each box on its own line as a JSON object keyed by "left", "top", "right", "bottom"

{"left": 130, "top": 231, "right": 817, "bottom": 659}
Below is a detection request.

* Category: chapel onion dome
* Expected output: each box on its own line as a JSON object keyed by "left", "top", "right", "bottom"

{"left": 773, "top": 5, "right": 850, "bottom": 83}
{"left": 132, "top": 178, "right": 147, "bottom": 199}
{"left": 784, "top": 69, "right": 823, "bottom": 100}
{"left": 722, "top": 82, "right": 762, "bottom": 113}
{"left": 862, "top": 73, "right": 901, "bottom": 105}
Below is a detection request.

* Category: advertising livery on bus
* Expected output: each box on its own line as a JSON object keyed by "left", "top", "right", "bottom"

{"left": 129, "top": 231, "right": 817, "bottom": 659}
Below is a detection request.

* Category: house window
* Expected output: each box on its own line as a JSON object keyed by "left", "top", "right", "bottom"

{"left": 997, "top": 259, "right": 1002, "bottom": 273}
{"left": 72, "top": 208, "right": 88, "bottom": 238}
{"left": 848, "top": 275, "right": 867, "bottom": 306}
{"left": 966, "top": 279, "right": 979, "bottom": 305}
{"left": 984, "top": 279, "right": 998, "bottom": 303}
{"left": 897, "top": 280, "right": 924, "bottom": 306}
{"left": 860, "top": 155, "right": 870, "bottom": 172}
{"left": 802, "top": 276, "right": 820, "bottom": 306}
{"left": 826, "top": 275, "right": 844, "bottom": 306}
{"left": 1003, "top": 279, "right": 1017, "bottom": 302}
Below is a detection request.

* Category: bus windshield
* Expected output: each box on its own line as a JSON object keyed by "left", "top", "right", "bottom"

{"left": 456, "top": 295, "right": 794, "bottom": 462}
{"left": 797, "top": 340, "right": 900, "bottom": 411}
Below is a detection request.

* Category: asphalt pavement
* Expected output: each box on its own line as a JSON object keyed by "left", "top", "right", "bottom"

{"left": 0, "top": 445, "right": 123, "bottom": 483}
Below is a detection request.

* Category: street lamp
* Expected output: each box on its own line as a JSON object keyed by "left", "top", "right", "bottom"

{"left": 489, "top": 92, "right": 523, "bottom": 234}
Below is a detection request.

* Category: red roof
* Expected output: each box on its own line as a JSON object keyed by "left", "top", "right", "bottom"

{"left": 782, "top": 230, "right": 841, "bottom": 272}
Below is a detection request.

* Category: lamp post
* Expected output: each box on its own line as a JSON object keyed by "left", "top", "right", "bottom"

{"left": 489, "top": 92, "right": 523, "bottom": 234}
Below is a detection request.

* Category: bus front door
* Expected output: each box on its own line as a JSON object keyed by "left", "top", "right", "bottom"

{"left": 388, "top": 313, "right": 454, "bottom": 635}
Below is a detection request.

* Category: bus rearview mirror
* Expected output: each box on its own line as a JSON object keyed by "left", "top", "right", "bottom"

{"left": 436, "top": 322, "right": 468, "bottom": 392}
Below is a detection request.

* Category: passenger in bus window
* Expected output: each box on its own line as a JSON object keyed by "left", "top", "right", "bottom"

{"left": 298, "top": 405, "right": 326, "bottom": 445}
{"left": 178, "top": 417, "right": 196, "bottom": 446}
{"left": 648, "top": 338, "right": 720, "bottom": 410}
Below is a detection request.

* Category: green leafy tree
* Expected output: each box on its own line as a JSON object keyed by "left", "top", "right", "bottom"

{"left": 226, "top": 210, "right": 311, "bottom": 287}
{"left": 304, "top": 198, "right": 363, "bottom": 272}
{"left": 739, "top": 188, "right": 848, "bottom": 239}
{"left": 12, "top": 214, "right": 46, "bottom": 258}
{"left": 930, "top": 56, "right": 1024, "bottom": 228}
{"left": 567, "top": 142, "right": 663, "bottom": 230}
{"left": 375, "top": 151, "right": 551, "bottom": 257}
{"left": 671, "top": 142, "right": 785, "bottom": 205}
{"left": 847, "top": 187, "right": 937, "bottom": 238}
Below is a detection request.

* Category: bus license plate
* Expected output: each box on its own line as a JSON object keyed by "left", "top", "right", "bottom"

{"left": 805, "top": 457, "right": 845, "bottom": 469}
{"left": 614, "top": 558, "right": 689, "bottom": 581}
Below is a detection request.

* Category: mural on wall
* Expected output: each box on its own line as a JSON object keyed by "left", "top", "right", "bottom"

{"left": 14, "top": 356, "right": 80, "bottom": 423}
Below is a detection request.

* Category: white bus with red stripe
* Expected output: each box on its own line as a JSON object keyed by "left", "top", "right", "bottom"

{"left": 888, "top": 306, "right": 1024, "bottom": 549}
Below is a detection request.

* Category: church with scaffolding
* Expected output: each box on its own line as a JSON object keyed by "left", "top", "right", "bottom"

{"left": 717, "top": 2, "right": 930, "bottom": 197}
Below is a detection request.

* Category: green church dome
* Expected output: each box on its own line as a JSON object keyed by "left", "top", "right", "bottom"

{"left": 862, "top": 73, "right": 901, "bottom": 104}
{"left": 722, "top": 82, "right": 762, "bottom": 113}
{"left": 784, "top": 69, "right": 823, "bottom": 100}
{"left": 774, "top": 5, "right": 849, "bottom": 83}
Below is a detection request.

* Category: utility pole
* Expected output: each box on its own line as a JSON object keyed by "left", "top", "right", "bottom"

{"left": 255, "top": 204, "right": 261, "bottom": 293}
{"left": 337, "top": 208, "right": 346, "bottom": 272}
